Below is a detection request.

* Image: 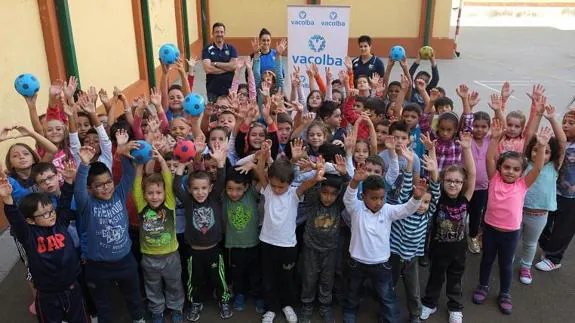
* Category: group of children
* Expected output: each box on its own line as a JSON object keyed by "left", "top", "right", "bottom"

{"left": 2, "top": 33, "right": 574, "bottom": 323}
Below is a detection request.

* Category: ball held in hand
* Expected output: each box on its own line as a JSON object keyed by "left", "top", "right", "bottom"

{"left": 419, "top": 46, "right": 434, "bottom": 60}
{"left": 130, "top": 140, "right": 153, "bottom": 164}
{"left": 390, "top": 45, "right": 406, "bottom": 61}
{"left": 14, "top": 73, "right": 40, "bottom": 97}
{"left": 174, "top": 140, "right": 197, "bottom": 162}
{"left": 159, "top": 43, "right": 180, "bottom": 64}
{"left": 183, "top": 93, "right": 206, "bottom": 116}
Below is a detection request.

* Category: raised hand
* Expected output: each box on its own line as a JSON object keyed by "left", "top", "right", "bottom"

{"left": 420, "top": 132, "right": 434, "bottom": 151}
{"left": 501, "top": 81, "right": 514, "bottom": 103}
{"left": 429, "top": 88, "right": 441, "bottom": 102}
{"left": 415, "top": 78, "right": 426, "bottom": 93}
{"left": 115, "top": 128, "right": 130, "bottom": 145}
{"left": 78, "top": 94, "right": 96, "bottom": 114}
{"left": 210, "top": 141, "right": 228, "bottom": 167}
{"left": 534, "top": 95, "right": 547, "bottom": 115}
{"left": 353, "top": 163, "right": 368, "bottom": 182}
{"left": 344, "top": 56, "right": 353, "bottom": 71}
{"left": 175, "top": 57, "right": 186, "bottom": 74}
{"left": 117, "top": 141, "right": 141, "bottom": 159}
{"left": 14, "top": 125, "right": 32, "bottom": 138}
{"left": 422, "top": 154, "right": 438, "bottom": 173}
{"left": 0, "top": 177, "right": 13, "bottom": 201}
{"left": 290, "top": 138, "right": 307, "bottom": 161}
{"left": 235, "top": 161, "right": 256, "bottom": 175}
{"left": 87, "top": 86, "right": 98, "bottom": 105}
{"left": 344, "top": 132, "right": 357, "bottom": 154}
{"left": 260, "top": 81, "right": 271, "bottom": 97}
{"left": 491, "top": 117, "right": 503, "bottom": 139}
{"left": 49, "top": 79, "right": 64, "bottom": 97}
{"left": 63, "top": 76, "right": 77, "bottom": 100}
{"left": 276, "top": 38, "right": 288, "bottom": 55}
{"left": 99, "top": 88, "right": 110, "bottom": 106}
{"left": 488, "top": 94, "right": 502, "bottom": 111}
{"left": 251, "top": 37, "right": 260, "bottom": 53}
{"left": 384, "top": 135, "right": 396, "bottom": 151}
{"left": 150, "top": 87, "right": 162, "bottom": 107}
{"left": 457, "top": 131, "right": 473, "bottom": 149}
{"left": 334, "top": 154, "right": 347, "bottom": 175}
{"left": 79, "top": 146, "right": 96, "bottom": 165}
{"left": 543, "top": 104, "right": 556, "bottom": 120}
{"left": 60, "top": 159, "right": 77, "bottom": 184}
{"left": 326, "top": 67, "right": 333, "bottom": 84}
{"left": 456, "top": 84, "right": 469, "bottom": 99}
{"left": 413, "top": 178, "right": 428, "bottom": 200}
{"left": 314, "top": 155, "right": 326, "bottom": 181}
{"left": 338, "top": 70, "right": 349, "bottom": 83}
{"left": 194, "top": 133, "right": 207, "bottom": 153}
{"left": 244, "top": 56, "right": 253, "bottom": 69}
{"left": 468, "top": 91, "right": 480, "bottom": 108}
{"left": 400, "top": 74, "right": 411, "bottom": 91}
{"left": 526, "top": 83, "right": 545, "bottom": 104}
{"left": 296, "top": 158, "right": 315, "bottom": 173}
{"left": 369, "top": 73, "right": 381, "bottom": 89}
{"left": 187, "top": 56, "right": 198, "bottom": 71}
{"left": 536, "top": 127, "right": 553, "bottom": 146}
{"left": 401, "top": 144, "right": 414, "bottom": 164}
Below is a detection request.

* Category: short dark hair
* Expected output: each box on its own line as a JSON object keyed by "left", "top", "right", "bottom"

{"left": 276, "top": 112, "right": 293, "bottom": 127}
{"left": 31, "top": 162, "right": 58, "bottom": 182}
{"left": 225, "top": 168, "right": 251, "bottom": 185}
{"left": 318, "top": 143, "right": 345, "bottom": 162}
{"left": 434, "top": 97, "right": 454, "bottom": 109}
{"left": 322, "top": 174, "right": 344, "bottom": 190}
{"left": 437, "top": 112, "right": 459, "bottom": 129}
{"left": 110, "top": 120, "right": 134, "bottom": 144}
{"left": 168, "top": 84, "right": 183, "bottom": 93}
{"left": 415, "top": 71, "right": 431, "bottom": 80}
{"left": 331, "top": 79, "right": 342, "bottom": 86}
{"left": 364, "top": 98, "right": 386, "bottom": 116}
{"left": 318, "top": 100, "right": 339, "bottom": 120}
{"left": 403, "top": 103, "right": 422, "bottom": 117}
{"left": 187, "top": 170, "right": 212, "bottom": 189}
{"left": 212, "top": 22, "right": 225, "bottom": 31}
{"left": 358, "top": 35, "right": 372, "bottom": 45}
{"left": 259, "top": 28, "right": 271, "bottom": 39}
{"left": 19, "top": 192, "right": 53, "bottom": 220}
{"left": 388, "top": 81, "right": 401, "bottom": 89}
{"left": 365, "top": 155, "right": 385, "bottom": 169}
{"left": 143, "top": 173, "right": 166, "bottom": 193}
{"left": 496, "top": 151, "right": 528, "bottom": 173}
{"left": 87, "top": 162, "right": 111, "bottom": 186}
{"left": 268, "top": 158, "right": 294, "bottom": 184}
{"left": 354, "top": 96, "right": 368, "bottom": 108}
{"left": 389, "top": 120, "right": 409, "bottom": 135}
{"left": 362, "top": 175, "right": 385, "bottom": 194}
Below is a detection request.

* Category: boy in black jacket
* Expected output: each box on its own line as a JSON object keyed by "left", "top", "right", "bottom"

{"left": 0, "top": 163, "right": 88, "bottom": 323}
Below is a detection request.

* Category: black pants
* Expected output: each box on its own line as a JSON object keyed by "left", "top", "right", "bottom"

{"left": 36, "top": 281, "right": 89, "bottom": 323}
{"left": 300, "top": 245, "right": 337, "bottom": 305}
{"left": 422, "top": 241, "right": 466, "bottom": 311}
{"left": 479, "top": 225, "right": 520, "bottom": 294}
{"left": 187, "top": 246, "right": 231, "bottom": 304}
{"left": 468, "top": 190, "right": 488, "bottom": 238}
{"left": 229, "top": 245, "right": 261, "bottom": 297}
{"left": 261, "top": 242, "right": 297, "bottom": 313}
{"left": 177, "top": 233, "right": 192, "bottom": 302}
{"left": 390, "top": 254, "right": 421, "bottom": 320}
{"left": 539, "top": 195, "right": 575, "bottom": 264}
{"left": 85, "top": 253, "right": 144, "bottom": 323}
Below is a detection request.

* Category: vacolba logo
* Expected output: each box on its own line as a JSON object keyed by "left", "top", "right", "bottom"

{"left": 291, "top": 10, "right": 314, "bottom": 25}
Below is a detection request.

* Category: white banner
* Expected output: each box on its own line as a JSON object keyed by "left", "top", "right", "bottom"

{"left": 288, "top": 5, "right": 350, "bottom": 92}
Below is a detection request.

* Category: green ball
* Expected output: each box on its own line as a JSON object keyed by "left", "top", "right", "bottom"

{"left": 419, "top": 46, "right": 434, "bottom": 60}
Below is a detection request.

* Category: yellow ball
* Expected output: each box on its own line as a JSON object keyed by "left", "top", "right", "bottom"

{"left": 419, "top": 46, "right": 434, "bottom": 60}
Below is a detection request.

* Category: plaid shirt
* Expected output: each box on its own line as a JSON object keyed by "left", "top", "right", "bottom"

{"left": 420, "top": 112, "right": 474, "bottom": 171}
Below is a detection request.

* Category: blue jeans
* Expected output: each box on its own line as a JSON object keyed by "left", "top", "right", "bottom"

{"left": 343, "top": 258, "right": 400, "bottom": 323}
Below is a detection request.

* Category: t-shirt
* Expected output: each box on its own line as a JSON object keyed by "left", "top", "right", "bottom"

{"left": 133, "top": 171, "right": 178, "bottom": 255}
{"left": 259, "top": 185, "right": 300, "bottom": 247}
{"left": 558, "top": 142, "right": 575, "bottom": 198}
{"left": 352, "top": 55, "right": 385, "bottom": 80}
{"left": 379, "top": 150, "right": 420, "bottom": 205}
{"left": 484, "top": 172, "right": 528, "bottom": 231}
{"left": 524, "top": 162, "right": 558, "bottom": 211}
{"left": 432, "top": 194, "right": 469, "bottom": 243}
{"left": 300, "top": 187, "right": 344, "bottom": 251}
{"left": 202, "top": 43, "right": 238, "bottom": 97}
{"left": 224, "top": 187, "right": 260, "bottom": 248}
{"left": 472, "top": 136, "right": 491, "bottom": 190}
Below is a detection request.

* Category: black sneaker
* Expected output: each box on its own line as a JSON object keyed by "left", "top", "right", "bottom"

{"left": 319, "top": 305, "right": 335, "bottom": 323}
{"left": 220, "top": 302, "right": 234, "bottom": 319}
{"left": 299, "top": 303, "right": 313, "bottom": 323}
{"left": 186, "top": 302, "right": 203, "bottom": 322}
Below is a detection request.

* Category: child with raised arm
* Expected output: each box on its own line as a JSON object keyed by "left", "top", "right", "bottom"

{"left": 473, "top": 121, "right": 552, "bottom": 315}
{"left": 420, "top": 132, "right": 475, "bottom": 323}
{"left": 173, "top": 142, "right": 232, "bottom": 321}
{"left": 74, "top": 141, "right": 145, "bottom": 323}
{"left": 133, "top": 150, "right": 184, "bottom": 322}
{"left": 342, "top": 164, "right": 426, "bottom": 323}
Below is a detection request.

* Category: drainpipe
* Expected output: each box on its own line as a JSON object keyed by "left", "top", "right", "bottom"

{"left": 423, "top": 0, "right": 433, "bottom": 46}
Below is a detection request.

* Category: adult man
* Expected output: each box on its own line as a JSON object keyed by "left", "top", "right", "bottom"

{"left": 202, "top": 22, "right": 238, "bottom": 102}
{"left": 351, "top": 35, "right": 385, "bottom": 80}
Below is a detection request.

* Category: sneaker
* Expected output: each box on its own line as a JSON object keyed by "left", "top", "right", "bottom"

{"left": 233, "top": 294, "right": 245, "bottom": 311}
{"left": 262, "top": 311, "right": 276, "bottom": 323}
{"left": 282, "top": 306, "right": 298, "bottom": 323}
{"left": 519, "top": 267, "right": 533, "bottom": 285}
{"left": 419, "top": 305, "right": 437, "bottom": 320}
{"left": 29, "top": 302, "right": 36, "bottom": 316}
{"left": 468, "top": 237, "right": 481, "bottom": 254}
{"left": 319, "top": 305, "right": 335, "bottom": 323}
{"left": 472, "top": 285, "right": 489, "bottom": 304}
{"left": 220, "top": 303, "right": 234, "bottom": 319}
{"left": 151, "top": 312, "right": 163, "bottom": 323}
{"left": 171, "top": 310, "right": 184, "bottom": 323}
{"left": 448, "top": 311, "right": 463, "bottom": 323}
{"left": 342, "top": 312, "right": 356, "bottom": 323}
{"left": 255, "top": 298, "right": 266, "bottom": 314}
{"left": 186, "top": 302, "right": 203, "bottom": 322}
{"left": 498, "top": 293, "right": 513, "bottom": 315}
{"left": 535, "top": 258, "right": 562, "bottom": 272}
{"left": 299, "top": 303, "right": 314, "bottom": 323}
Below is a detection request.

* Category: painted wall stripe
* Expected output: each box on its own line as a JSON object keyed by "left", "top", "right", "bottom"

{"left": 54, "top": 0, "right": 80, "bottom": 87}
{"left": 140, "top": 0, "right": 156, "bottom": 87}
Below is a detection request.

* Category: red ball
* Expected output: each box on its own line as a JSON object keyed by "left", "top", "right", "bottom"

{"left": 174, "top": 140, "right": 196, "bottom": 162}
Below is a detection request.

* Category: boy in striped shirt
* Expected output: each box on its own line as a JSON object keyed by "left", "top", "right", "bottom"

{"left": 390, "top": 147, "right": 440, "bottom": 323}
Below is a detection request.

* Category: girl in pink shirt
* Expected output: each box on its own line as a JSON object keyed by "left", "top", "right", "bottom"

{"left": 472, "top": 119, "right": 551, "bottom": 315}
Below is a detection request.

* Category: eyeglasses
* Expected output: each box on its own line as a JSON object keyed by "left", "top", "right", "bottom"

{"left": 33, "top": 209, "right": 55, "bottom": 219}
{"left": 38, "top": 174, "right": 57, "bottom": 185}
{"left": 92, "top": 179, "right": 114, "bottom": 191}
{"left": 444, "top": 179, "right": 464, "bottom": 186}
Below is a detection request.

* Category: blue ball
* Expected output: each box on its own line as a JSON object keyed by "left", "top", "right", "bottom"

{"left": 14, "top": 73, "right": 40, "bottom": 97}
{"left": 390, "top": 45, "right": 406, "bottom": 61}
{"left": 130, "top": 140, "right": 153, "bottom": 164}
{"left": 183, "top": 93, "right": 206, "bottom": 117}
{"left": 159, "top": 43, "right": 180, "bottom": 64}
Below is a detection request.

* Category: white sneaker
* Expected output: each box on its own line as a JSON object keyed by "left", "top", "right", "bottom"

{"left": 535, "top": 258, "right": 562, "bottom": 272}
{"left": 420, "top": 305, "right": 437, "bottom": 320}
{"left": 282, "top": 306, "right": 298, "bottom": 323}
{"left": 262, "top": 311, "right": 275, "bottom": 323}
{"left": 449, "top": 311, "right": 463, "bottom": 323}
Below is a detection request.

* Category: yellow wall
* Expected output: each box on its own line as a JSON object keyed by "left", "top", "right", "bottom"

{"left": 187, "top": 0, "right": 199, "bottom": 44}
{"left": 432, "top": 0, "right": 452, "bottom": 38}
{"left": 69, "top": 0, "right": 140, "bottom": 90}
{"left": 209, "top": 0, "right": 307, "bottom": 37}
{"left": 0, "top": 0, "right": 51, "bottom": 156}
{"left": 149, "top": 0, "right": 179, "bottom": 64}
{"left": 321, "top": 0, "right": 422, "bottom": 38}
